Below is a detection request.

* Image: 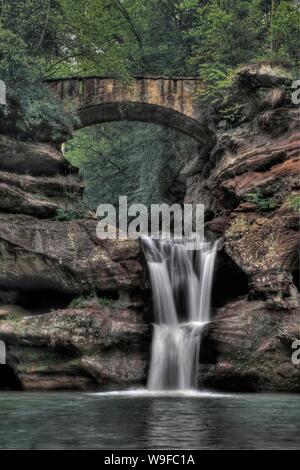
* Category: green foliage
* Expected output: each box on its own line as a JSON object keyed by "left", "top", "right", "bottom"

{"left": 65, "top": 121, "right": 194, "bottom": 210}
{"left": 195, "top": 64, "right": 236, "bottom": 106}
{"left": 182, "top": 0, "right": 265, "bottom": 70}
{"left": 179, "top": 0, "right": 299, "bottom": 108}
{"left": 69, "top": 294, "right": 114, "bottom": 309}
{"left": 54, "top": 208, "right": 86, "bottom": 221}
{"left": 219, "top": 104, "right": 245, "bottom": 123}
{"left": 1, "top": 0, "right": 298, "bottom": 138}
{"left": 288, "top": 194, "right": 300, "bottom": 211}
{"left": 69, "top": 294, "right": 94, "bottom": 309}
{"left": 126, "top": 0, "right": 194, "bottom": 75}
{"left": 186, "top": 2, "right": 299, "bottom": 112}
{"left": 245, "top": 188, "right": 278, "bottom": 211}
{"left": 268, "top": 1, "right": 300, "bottom": 65}
{"left": 98, "top": 297, "right": 114, "bottom": 308}
{"left": 0, "top": 2, "right": 77, "bottom": 137}
{"left": 56, "top": 0, "right": 132, "bottom": 78}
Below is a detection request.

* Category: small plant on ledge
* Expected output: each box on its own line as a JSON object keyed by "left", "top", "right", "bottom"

{"left": 54, "top": 208, "right": 86, "bottom": 221}
{"left": 288, "top": 194, "right": 300, "bottom": 211}
{"left": 69, "top": 294, "right": 114, "bottom": 309}
{"left": 69, "top": 294, "right": 95, "bottom": 309}
{"left": 245, "top": 188, "right": 278, "bottom": 211}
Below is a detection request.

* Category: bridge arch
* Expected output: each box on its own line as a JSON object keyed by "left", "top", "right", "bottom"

{"left": 47, "top": 76, "right": 209, "bottom": 143}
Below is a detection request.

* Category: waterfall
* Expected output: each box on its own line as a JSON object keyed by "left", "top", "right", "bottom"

{"left": 143, "top": 236, "right": 218, "bottom": 391}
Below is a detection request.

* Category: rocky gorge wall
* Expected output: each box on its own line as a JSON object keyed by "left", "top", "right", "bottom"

{"left": 0, "top": 136, "right": 150, "bottom": 390}
{"left": 0, "top": 64, "right": 299, "bottom": 392}
{"left": 185, "top": 65, "right": 300, "bottom": 391}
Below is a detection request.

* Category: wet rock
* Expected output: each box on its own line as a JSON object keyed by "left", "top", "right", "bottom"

{"left": 186, "top": 66, "right": 300, "bottom": 392}
{"left": 0, "top": 181, "right": 65, "bottom": 218}
{"left": 202, "top": 297, "right": 300, "bottom": 392}
{"left": 81, "top": 354, "right": 147, "bottom": 384}
{"left": 212, "top": 129, "right": 300, "bottom": 183}
{"left": 19, "top": 373, "right": 96, "bottom": 391}
{"left": 221, "top": 156, "right": 299, "bottom": 199}
{"left": 0, "top": 304, "right": 150, "bottom": 390}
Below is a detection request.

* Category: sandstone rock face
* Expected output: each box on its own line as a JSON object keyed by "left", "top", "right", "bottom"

{"left": 185, "top": 65, "right": 299, "bottom": 391}
{"left": 186, "top": 66, "right": 299, "bottom": 303}
{"left": 0, "top": 303, "right": 150, "bottom": 390}
{"left": 0, "top": 131, "right": 148, "bottom": 390}
{"left": 0, "top": 214, "right": 142, "bottom": 293}
{"left": 0, "top": 136, "right": 74, "bottom": 176}
{"left": 224, "top": 199, "right": 299, "bottom": 308}
{"left": 0, "top": 171, "right": 84, "bottom": 218}
{"left": 0, "top": 135, "right": 85, "bottom": 218}
{"left": 202, "top": 298, "right": 299, "bottom": 392}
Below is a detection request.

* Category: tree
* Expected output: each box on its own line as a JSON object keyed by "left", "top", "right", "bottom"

{"left": 180, "top": 0, "right": 266, "bottom": 72}
{"left": 269, "top": 1, "right": 300, "bottom": 63}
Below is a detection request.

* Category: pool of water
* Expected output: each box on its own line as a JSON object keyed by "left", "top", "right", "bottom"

{"left": 0, "top": 389, "right": 299, "bottom": 449}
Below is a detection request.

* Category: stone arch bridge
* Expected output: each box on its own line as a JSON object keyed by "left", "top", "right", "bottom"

{"left": 46, "top": 76, "right": 208, "bottom": 143}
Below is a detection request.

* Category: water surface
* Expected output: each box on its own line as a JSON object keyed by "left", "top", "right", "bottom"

{"left": 0, "top": 390, "right": 299, "bottom": 449}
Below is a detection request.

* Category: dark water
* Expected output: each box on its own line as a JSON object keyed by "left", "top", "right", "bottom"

{"left": 0, "top": 390, "right": 299, "bottom": 449}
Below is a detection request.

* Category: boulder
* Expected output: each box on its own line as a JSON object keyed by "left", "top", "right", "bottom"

{"left": 0, "top": 303, "right": 150, "bottom": 390}
{"left": 237, "top": 63, "right": 293, "bottom": 89}
{"left": 202, "top": 297, "right": 300, "bottom": 392}
{"left": 81, "top": 354, "right": 147, "bottom": 384}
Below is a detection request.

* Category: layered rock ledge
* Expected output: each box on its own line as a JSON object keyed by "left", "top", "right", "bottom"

{"left": 201, "top": 297, "right": 299, "bottom": 392}
{"left": 185, "top": 65, "right": 299, "bottom": 391}
{"left": 0, "top": 130, "right": 149, "bottom": 390}
{"left": 0, "top": 303, "right": 150, "bottom": 390}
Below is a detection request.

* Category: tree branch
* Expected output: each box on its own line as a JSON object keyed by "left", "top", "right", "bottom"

{"left": 34, "top": 0, "right": 51, "bottom": 52}
{"left": 110, "top": 0, "right": 146, "bottom": 72}
{"left": 70, "top": 142, "right": 123, "bottom": 171}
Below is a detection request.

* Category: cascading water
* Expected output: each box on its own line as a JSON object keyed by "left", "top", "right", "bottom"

{"left": 143, "top": 236, "right": 218, "bottom": 391}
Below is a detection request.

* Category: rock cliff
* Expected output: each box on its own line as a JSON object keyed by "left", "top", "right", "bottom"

{"left": 0, "top": 64, "right": 298, "bottom": 391}
{"left": 0, "top": 133, "right": 150, "bottom": 390}
{"left": 185, "top": 64, "right": 299, "bottom": 391}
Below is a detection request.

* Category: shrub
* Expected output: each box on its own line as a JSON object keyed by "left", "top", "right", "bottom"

{"left": 245, "top": 188, "right": 278, "bottom": 211}
{"left": 98, "top": 297, "right": 114, "bottom": 308}
{"left": 197, "top": 64, "right": 236, "bottom": 107}
{"left": 288, "top": 195, "right": 300, "bottom": 211}
{"left": 69, "top": 294, "right": 94, "bottom": 309}
{"left": 69, "top": 294, "right": 114, "bottom": 309}
{"left": 54, "top": 208, "right": 86, "bottom": 221}
{"left": 0, "top": 27, "right": 77, "bottom": 141}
